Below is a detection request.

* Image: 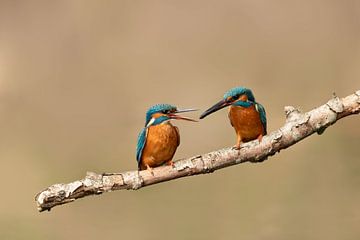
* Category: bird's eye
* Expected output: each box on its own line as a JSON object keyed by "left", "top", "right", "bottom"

{"left": 162, "top": 110, "right": 169, "bottom": 114}
{"left": 233, "top": 95, "right": 240, "bottom": 100}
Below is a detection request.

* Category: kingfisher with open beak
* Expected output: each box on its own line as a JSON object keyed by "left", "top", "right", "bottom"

{"left": 136, "top": 104, "right": 197, "bottom": 171}
{"left": 200, "top": 87, "right": 267, "bottom": 149}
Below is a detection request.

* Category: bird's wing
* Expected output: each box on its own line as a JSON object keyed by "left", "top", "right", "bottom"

{"left": 174, "top": 126, "right": 180, "bottom": 147}
{"left": 255, "top": 103, "right": 267, "bottom": 135}
{"left": 136, "top": 127, "right": 148, "bottom": 167}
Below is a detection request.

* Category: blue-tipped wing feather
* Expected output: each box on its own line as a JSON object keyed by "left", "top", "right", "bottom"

{"left": 136, "top": 127, "right": 148, "bottom": 167}
{"left": 255, "top": 103, "right": 267, "bottom": 135}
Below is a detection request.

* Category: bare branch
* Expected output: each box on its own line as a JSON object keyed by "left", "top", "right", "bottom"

{"left": 35, "top": 90, "right": 360, "bottom": 212}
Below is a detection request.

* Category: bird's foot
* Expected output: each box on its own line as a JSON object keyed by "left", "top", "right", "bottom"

{"left": 146, "top": 164, "right": 154, "bottom": 176}
{"left": 166, "top": 160, "right": 175, "bottom": 168}
{"left": 257, "top": 134, "right": 263, "bottom": 143}
{"left": 232, "top": 143, "right": 241, "bottom": 150}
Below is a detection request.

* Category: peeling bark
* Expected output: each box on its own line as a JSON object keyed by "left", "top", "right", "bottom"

{"left": 35, "top": 91, "right": 360, "bottom": 212}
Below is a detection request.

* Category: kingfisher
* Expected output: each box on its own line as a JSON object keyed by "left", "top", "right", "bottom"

{"left": 200, "top": 87, "right": 267, "bottom": 149}
{"left": 136, "top": 104, "right": 197, "bottom": 171}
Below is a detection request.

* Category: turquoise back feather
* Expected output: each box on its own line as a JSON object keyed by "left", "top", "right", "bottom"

{"left": 136, "top": 127, "right": 147, "bottom": 167}
{"left": 255, "top": 103, "right": 267, "bottom": 134}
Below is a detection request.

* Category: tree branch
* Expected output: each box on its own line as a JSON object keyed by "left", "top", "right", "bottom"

{"left": 35, "top": 90, "right": 360, "bottom": 212}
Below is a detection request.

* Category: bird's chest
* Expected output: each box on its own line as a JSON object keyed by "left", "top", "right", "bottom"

{"left": 229, "top": 105, "right": 263, "bottom": 140}
{"left": 143, "top": 123, "right": 179, "bottom": 162}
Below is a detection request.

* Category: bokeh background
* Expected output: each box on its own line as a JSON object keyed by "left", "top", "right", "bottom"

{"left": 1, "top": 1, "right": 360, "bottom": 239}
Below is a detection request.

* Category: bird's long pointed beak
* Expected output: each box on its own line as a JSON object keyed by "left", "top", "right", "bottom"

{"left": 169, "top": 108, "right": 198, "bottom": 122}
{"left": 199, "top": 99, "right": 231, "bottom": 119}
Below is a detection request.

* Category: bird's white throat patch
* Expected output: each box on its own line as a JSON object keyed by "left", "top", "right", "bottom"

{"left": 146, "top": 117, "right": 155, "bottom": 127}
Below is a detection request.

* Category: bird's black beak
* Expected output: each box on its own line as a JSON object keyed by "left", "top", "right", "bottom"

{"left": 199, "top": 99, "right": 231, "bottom": 119}
{"left": 169, "top": 108, "right": 198, "bottom": 122}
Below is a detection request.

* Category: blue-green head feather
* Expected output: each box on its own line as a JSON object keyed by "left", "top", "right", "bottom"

{"left": 145, "top": 104, "right": 177, "bottom": 126}
{"left": 200, "top": 87, "right": 256, "bottom": 119}
{"left": 223, "top": 87, "right": 255, "bottom": 102}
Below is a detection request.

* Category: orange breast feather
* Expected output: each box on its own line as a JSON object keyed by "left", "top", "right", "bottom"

{"left": 140, "top": 123, "right": 180, "bottom": 169}
{"left": 228, "top": 105, "right": 265, "bottom": 142}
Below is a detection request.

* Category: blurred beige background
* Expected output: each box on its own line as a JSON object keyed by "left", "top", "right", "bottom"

{"left": 1, "top": 1, "right": 360, "bottom": 239}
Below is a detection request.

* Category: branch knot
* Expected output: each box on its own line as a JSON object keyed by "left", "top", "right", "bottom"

{"left": 284, "top": 106, "right": 302, "bottom": 122}
{"left": 326, "top": 95, "right": 344, "bottom": 113}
